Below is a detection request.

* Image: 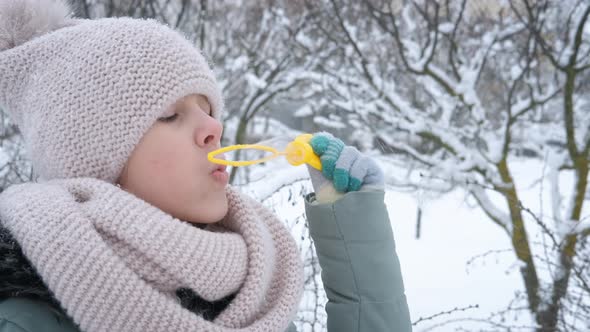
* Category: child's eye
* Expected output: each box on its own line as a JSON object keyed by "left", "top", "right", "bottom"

{"left": 158, "top": 113, "right": 178, "bottom": 122}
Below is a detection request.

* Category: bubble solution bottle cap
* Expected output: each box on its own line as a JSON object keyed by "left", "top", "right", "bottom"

{"left": 208, "top": 134, "right": 322, "bottom": 170}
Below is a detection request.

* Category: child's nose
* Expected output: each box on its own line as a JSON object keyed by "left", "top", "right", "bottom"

{"left": 194, "top": 117, "right": 223, "bottom": 147}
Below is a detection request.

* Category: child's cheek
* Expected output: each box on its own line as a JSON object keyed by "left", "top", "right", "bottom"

{"left": 145, "top": 146, "right": 179, "bottom": 174}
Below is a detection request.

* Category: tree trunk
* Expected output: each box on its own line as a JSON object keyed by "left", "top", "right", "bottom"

{"left": 536, "top": 160, "right": 588, "bottom": 331}
{"left": 497, "top": 159, "right": 541, "bottom": 314}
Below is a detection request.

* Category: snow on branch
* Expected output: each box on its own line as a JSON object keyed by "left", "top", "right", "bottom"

{"left": 470, "top": 187, "right": 513, "bottom": 234}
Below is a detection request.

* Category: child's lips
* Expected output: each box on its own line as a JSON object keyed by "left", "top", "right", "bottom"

{"left": 210, "top": 153, "right": 229, "bottom": 183}
{"left": 213, "top": 164, "right": 227, "bottom": 173}
{"left": 211, "top": 166, "right": 229, "bottom": 184}
{"left": 210, "top": 153, "right": 227, "bottom": 174}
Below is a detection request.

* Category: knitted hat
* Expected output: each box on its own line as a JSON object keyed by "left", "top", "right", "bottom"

{"left": 0, "top": 0, "right": 224, "bottom": 183}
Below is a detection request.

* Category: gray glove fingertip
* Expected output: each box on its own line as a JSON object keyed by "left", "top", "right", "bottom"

{"left": 363, "top": 157, "right": 385, "bottom": 188}
{"left": 333, "top": 146, "right": 360, "bottom": 192}
{"left": 348, "top": 155, "right": 369, "bottom": 190}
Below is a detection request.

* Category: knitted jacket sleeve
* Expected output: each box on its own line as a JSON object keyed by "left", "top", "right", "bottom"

{"left": 304, "top": 190, "right": 412, "bottom": 332}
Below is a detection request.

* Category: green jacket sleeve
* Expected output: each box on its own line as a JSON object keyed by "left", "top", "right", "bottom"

{"left": 305, "top": 190, "right": 412, "bottom": 332}
{"left": 0, "top": 298, "right": 79, "bottom": 332}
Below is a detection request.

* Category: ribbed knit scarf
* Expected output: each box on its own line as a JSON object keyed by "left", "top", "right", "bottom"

{"left": 0, "top": 178, "right": 303, "bottom": 332}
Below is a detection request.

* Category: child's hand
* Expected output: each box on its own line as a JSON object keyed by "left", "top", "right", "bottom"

{"left": 307, "top": 132, "right": 384, "bottom": 203}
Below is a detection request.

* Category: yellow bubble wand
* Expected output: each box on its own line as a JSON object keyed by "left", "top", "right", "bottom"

{"left": 208, "top": 134, "right": 322, "bottom": 170}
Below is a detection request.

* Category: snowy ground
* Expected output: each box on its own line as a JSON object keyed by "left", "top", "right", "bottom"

{"left": 389, "top": 158, "right": 579, "bottom": 331}
{"left": 389, "top": 188, "right": 529, "bottom": 331}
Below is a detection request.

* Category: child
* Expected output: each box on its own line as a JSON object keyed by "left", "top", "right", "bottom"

{"left": 0, "top": 0, "right": 411, "bottom": 331}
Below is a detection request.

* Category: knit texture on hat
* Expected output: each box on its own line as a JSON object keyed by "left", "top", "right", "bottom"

{"left": 0, "top": 178, "right": 303, "bottom": 332}
{"left": 0, "top": 0, "right": 224, "bottom": 183}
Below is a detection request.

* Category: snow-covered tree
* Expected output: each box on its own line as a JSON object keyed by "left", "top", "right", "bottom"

{"left": 303, "top": 0, "right": 590, "bottom": 330}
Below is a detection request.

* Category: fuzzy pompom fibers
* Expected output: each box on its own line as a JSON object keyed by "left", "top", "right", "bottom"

{"left": 0, "top": 0, "right": 73, "bottom": 52}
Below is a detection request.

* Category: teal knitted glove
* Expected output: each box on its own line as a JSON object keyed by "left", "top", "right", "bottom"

{"left": 307, "top": 132, "right": 384, "bottom": 203}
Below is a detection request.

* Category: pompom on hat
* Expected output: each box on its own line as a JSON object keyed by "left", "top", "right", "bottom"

{"left": 0, "top": 0, "right": 224, "bottom": 183}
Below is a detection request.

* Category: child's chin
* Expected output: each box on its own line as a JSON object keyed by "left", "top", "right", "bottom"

{"left": 189, "top": 205, "right": 228, "bottom": 224}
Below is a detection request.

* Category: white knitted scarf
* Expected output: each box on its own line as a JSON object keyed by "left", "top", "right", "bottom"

{"left": 0, "top": 178, "right": 303, "bottom": 332}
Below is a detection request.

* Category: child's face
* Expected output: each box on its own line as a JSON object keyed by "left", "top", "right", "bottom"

{"left": 117, "top": 94, "right": 228, "bottom": 224}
